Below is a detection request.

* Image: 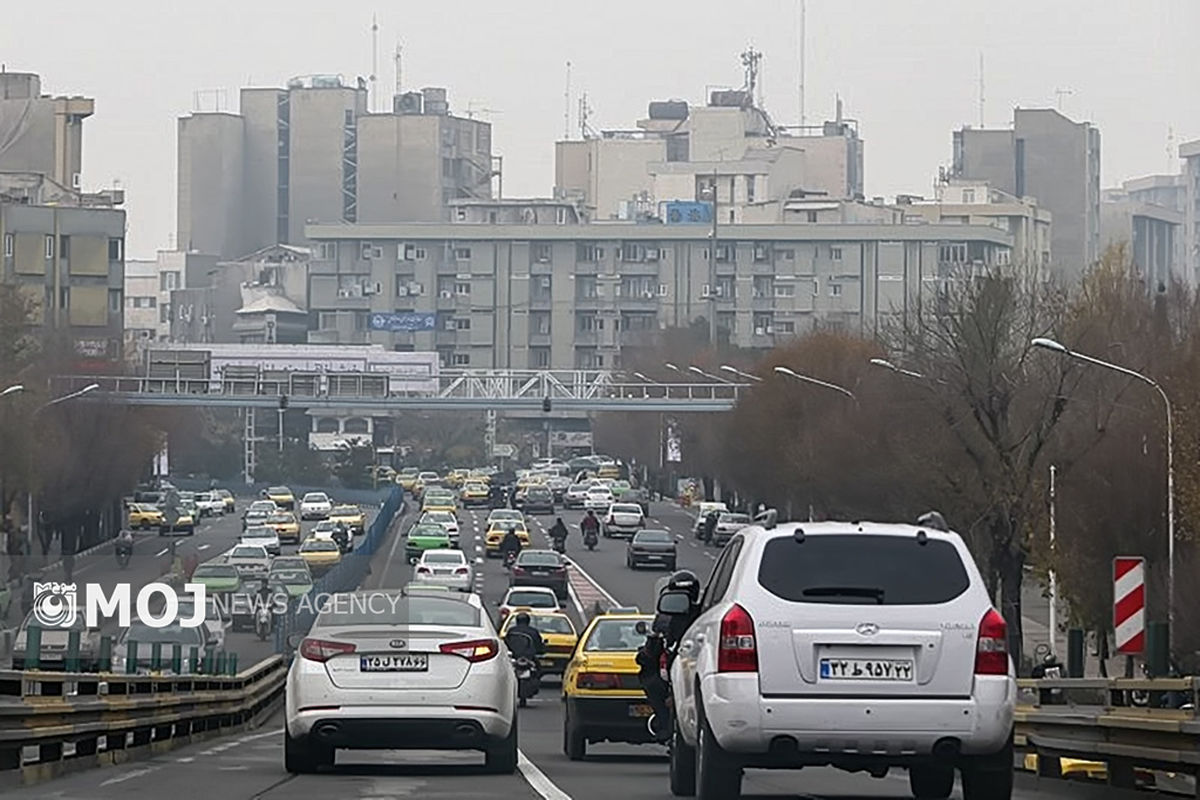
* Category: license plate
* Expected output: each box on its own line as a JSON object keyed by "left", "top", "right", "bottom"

{"left": 629, "top": 703, "right": 653, "bottom": 718}
{"left": 819, "top": 658, "right": 914, "bottom": 681}
{"left": 434, "top": 569, "right": 453, "bottom": 575}
{"left": 530, "top": 569, "right": 548, "bottom": 575}
{"left": 360, "top": 653, "right": 429, "bottom": 672}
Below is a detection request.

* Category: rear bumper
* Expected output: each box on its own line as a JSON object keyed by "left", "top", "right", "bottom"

{"left": 629, "top": 550, "right": 676, "bottom": 566}
{"left": 696, "top": 673, "right": 1015, "bottom": 760}
{"left": 289, "top": 708, "right": 512, "bottom": 749}
{"left": 566, "top": 695, "right": 656, "bottom": 744}
{"left": 524, "top": 503, "right": 555, "bottom": 513}
{"left": 414, "top": 575, "right": 473, "bottom": 591}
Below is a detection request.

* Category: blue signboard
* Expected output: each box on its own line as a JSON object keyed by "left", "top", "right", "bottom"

{"left": 664, "top": 201, "right": 714, "bottom": 225}
{"left": 369, "top": 312, "right": 437, "bottom": 332}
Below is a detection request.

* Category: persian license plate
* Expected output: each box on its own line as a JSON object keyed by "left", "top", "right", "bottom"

{"left": 360, "top": 653, "right": 428, "bottom": 672}
{"left": 820, "top": 658, "right": 914, "bottom": 681}
{"left": 628, "top": 703, "right": 654, "bottom": 718}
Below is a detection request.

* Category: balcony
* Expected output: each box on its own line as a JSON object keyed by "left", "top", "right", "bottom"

{"left": 528, "top": 332, "right": 552, "bottom": 347}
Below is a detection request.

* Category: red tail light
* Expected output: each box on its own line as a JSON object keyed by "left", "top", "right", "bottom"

{"left": 499, "top": 608, "right": 511, "bottom": 619}
{"left": 455, "top": 567, "right": 469, "bottom": 574}
{"left": 975, "top": 608, "right": 1009, "bottom": 675}
{"left": 299, "top": 638, "right": 356, "bottom": 663}
{"left": 577, "top": 671, "right": 622, "bottom": 689}
{"left": 512, "top": 566, "right": 526, "bottom": 575}
{"left": 717, "top": 604, "right": 758, "bottom": 672}
{"left": 416, "top": 566, "right": 431, "bottom": 574}
{"left": 439, "top": 638, "right": 499, "bottom": 662}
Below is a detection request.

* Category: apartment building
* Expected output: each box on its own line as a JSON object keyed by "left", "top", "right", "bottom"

{"left": 303, "top": 221, "right": 1013, "bottom": 369}
{"left": 0, "top": 71, "right": 92, "bottom": 191}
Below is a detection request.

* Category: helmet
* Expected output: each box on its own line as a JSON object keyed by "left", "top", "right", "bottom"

{"left": 1042, "top": 653, "right": 1057, "bottom": 666}
{"left": 515, "top": 612, "right": 531, "bottom": 626}
{"left": 665, "top": 569, "right": 701, "bottom": 602}
{"left": 586, "top": 509, "right": 595, "bottom": 516}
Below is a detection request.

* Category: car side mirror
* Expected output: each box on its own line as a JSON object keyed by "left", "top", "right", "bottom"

{"left": 657, "top": 590, "right": 692, "bottom": 615}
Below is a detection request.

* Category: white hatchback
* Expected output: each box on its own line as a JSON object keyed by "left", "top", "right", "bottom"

{"left": 413, "top": 548, "right": 474, "bottom": 592}
{"left": 300, "top": 492, "right": 334, "bottom": 520}
{"left": 666, "top": 520, "right": 1016, "bottom": 800}
{"left": 284, "top": 591, "right": 517, "bottom": 774}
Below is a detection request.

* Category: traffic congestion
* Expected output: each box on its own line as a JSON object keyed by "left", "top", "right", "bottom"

{"left": 0, "top": 455, "right": 1065, "bottom": 800}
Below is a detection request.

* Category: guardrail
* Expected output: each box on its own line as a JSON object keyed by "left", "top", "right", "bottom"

{"left": 0, "top": 654, "right": 286, "bottom": 784}
{"left": 1015, "top": 677, "right": 1200, "bottom": 794}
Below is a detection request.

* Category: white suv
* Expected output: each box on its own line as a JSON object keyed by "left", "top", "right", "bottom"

{"left": 666, "top": 519, "right": 1015, "bottom": 800}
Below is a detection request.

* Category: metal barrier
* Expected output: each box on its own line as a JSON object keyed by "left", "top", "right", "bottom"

{"left": 1015, "top": 677, "right": 1200, "bottom": 794}
{"left": 273, "top": 485, "right": 406, "bottom": 657}
{"left": 0, "top": 655, "right": 286, "bottom": 778}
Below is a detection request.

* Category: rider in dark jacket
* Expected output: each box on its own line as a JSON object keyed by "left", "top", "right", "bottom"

{"left": 581, "top": 510, "right": 600, "bottom": 539}
{"left": 506, "top": 612, "right": 546, "bottom": 657}
{"left": 549, "top": 517, "right": 569, "bottom": 546}
{"left": 637, "top": 569, "right": 702, "bottom": 740}
{"left": 499, "top": 527, "right": 522, "bottom": 560}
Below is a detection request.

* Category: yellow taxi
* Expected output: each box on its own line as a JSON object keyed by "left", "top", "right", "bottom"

{"left": 562, "top": 611, "right": 655, "bottom": 759}
{"left": 499, "top": 610, "right": 578, "bottom": 676}
{"left": 468, "top": 469, "right": 492, "bottom": 485}
{"left": 422, "top": 492, "right": 459, "bottom": 516}
{"left": 459, "top": 481, "right": 490, "bottom": 506}
{"left": 329, "top": 504, "right": 366, "bottom": 535}
{"left": 597, "top": 464, "right": 620, "bottom": 480}
{"left": 397, "top": 467, "right": 420, "bottom": 491}
{"left": 445, "top": 469, "right": 471, "bottom": 488}
{"left": 298, "top": 536, "right": 342, "bottom": 573}
{"left": 128, "top": 503, "right": 164, "bottom": 529}
{"left": 485, "top": 520, "right": 531, "bottom": 556}
{"left": 265, "top": 485, "right": 295, "bottom": 510}
{"left": 266, "top": 511, "right": 302, "bottom": 543}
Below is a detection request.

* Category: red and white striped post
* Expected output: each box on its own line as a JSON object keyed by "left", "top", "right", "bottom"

{"left": 1113, "top": 557, "right": 1145, "bottom": 655}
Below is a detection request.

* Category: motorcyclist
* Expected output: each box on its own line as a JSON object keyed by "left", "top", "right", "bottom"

{"left": 637, "top": 569, "right": 702, "bottom": 741}
{"left": 701, "top": 510, "right": 719, "bottom": 544}
{"left": 1030, "top": 652, "right": 1063, "bottom": 706}
{"left": 331, "top": 522, "right": 350, "bottom": 553}
{"left": 549, "top": 517, "right": 569, "bottom": 548}
{"left": 505, "top": 612, "right": 546, "bottom": 658}
{"left": 580, "top": 510, "right": 600, "bottom": 540}
{"left": 499, "top": 526, "right": 522, "bottom": 562}
{"left": 114, "top": 529, "right": 134, "bottom": 554}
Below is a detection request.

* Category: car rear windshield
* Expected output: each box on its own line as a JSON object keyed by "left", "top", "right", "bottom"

{"left": 231, "top": 547, "right": 265, "bottom": 558}
{"left": 424, "top": 551, "right": 465, "bottom": 564}
{"left": 507, "top": 591, "right": 556, "bottom": 607}
{"left": 525, "top": 615, "right": 574, "bottom": 634}
{"left": 634, "top": 530, "right": 672, "bottom": 543}
{"left": 302, "top": 541, "right": 339, "bottom": 552}
{"left": 123, "top": 623, "right": 206, "bottom": 645}
{"left": 194, "top": 565, "right": 238, "bottom": 578}
{"left": 244, "top": 527, "right": 274, "bottom": 537}
{"left": 303, "top": 493, "right": 327, "bottom": 501}
{"left": 317, "top": 595, "right": 479, "bottom": 627}
{"left": 584, "top": 619, "right": 645, "bottom": 651}
{"left": 518, "top": 552, "right": 562, "bottom": 567}
{"left": 273, "top": 570, "right": 310, "bottom": 583}
{"left": 719, "top": 514, "right": 751, "bottom": 524}
{"left": 268, "top": 487, "right": 290, "bottom": 494}
{"left": 611, "top": 504, "right": 641, "bottom": 514}
{"left": 758, "top": 534, "right": 971, "bottom": 605}
{"left": 332, "top": 506, "right": 358, "bottom": 515}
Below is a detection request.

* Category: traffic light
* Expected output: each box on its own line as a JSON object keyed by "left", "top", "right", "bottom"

{"left": 542, "top": 397, "right": 551, "bottom": 413}
{"left": 279, "top": 395, "right": 289, "bottom": 410}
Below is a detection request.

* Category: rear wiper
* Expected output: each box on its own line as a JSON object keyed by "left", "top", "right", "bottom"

{"left": 801, "top": 586, "right": 885, "bottom": 604}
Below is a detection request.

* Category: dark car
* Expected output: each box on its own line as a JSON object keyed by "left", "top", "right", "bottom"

{"left": 626, "top": 528, "right": 677, "bottom": 570}
{"left": 510, "top": 549, "right": 569, "bottom": 599}
{"left": 523, "top": 485, "right": 555, "bottom": 515}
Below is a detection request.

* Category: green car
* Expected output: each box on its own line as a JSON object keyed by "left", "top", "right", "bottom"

{"left": 405, "top": 523, "right": 452, "bottom": 564}
{"left": 610, "top": 480, "right": 634, "bottom": 500}
{"left": 268, "top": 567, "right": 314, "bottom": 598}
{"left": 190, "top": 563, "right": 242, "bottom": 595}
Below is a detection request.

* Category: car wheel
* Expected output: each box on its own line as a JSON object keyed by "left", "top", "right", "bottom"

{"left": 960, "top": 738, "right": 1014, "bottom": 800}
{"left": 695, "top": 700, "right": 741, "bottom": 800}
{"left": 670, "top": 715, "right": 697, "bottom": 797}
{"left": 484, "top": 714, "right": 519, "bottom": 774}
{"left": 910, "top": 764, "right": 955, "bottom": 799}
{"left": 283, "top": 728, "right": 332, "bottom": 774}
{"left": 564, "top": 706, "right": 586, "bottom": 761}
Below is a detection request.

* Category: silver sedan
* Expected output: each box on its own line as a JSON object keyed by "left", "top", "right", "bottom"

{"left": 413, "top": 548, "right": 475, "bottom": 592}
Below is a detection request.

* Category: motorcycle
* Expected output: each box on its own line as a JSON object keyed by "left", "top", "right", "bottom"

{"left": 114, "top": 539, "right": 133, "bottom": 569}
{"left": 503, "top": 549, "right": 518, "bottom": 570}
{"left": 583, "top": 527, "right": 598, "bottom": 551}
{"left": 551, "top": 535, "right": 566, "bottom": 554}
{"left": 635, "top": 621, "right": 673, "bottom": 742}
{"left": 254, "top": 604, "right": 272, "bottom": 641}
{"left": 505, "top": 631, "right": 540, "bottom": 707}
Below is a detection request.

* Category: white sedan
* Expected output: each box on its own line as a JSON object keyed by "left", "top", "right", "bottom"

{"left": 284, "top": 590, "right": 518, "bottom": 774}
{"left": 299, "top": 492, "right": 334, "bottom": 520}
{"left": 413, "top": 549, "right": 474, "bottom": 592}
{"left": 583, "top": 487, "right": 614, "bottom": 514}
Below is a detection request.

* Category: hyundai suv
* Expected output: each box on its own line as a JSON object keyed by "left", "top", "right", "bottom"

{"left": 665, "top": 519, "right": 1015, "bottom": 800}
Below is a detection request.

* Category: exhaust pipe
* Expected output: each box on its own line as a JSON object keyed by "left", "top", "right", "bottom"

{"left": 932, "top": 737, "right": 961, "bottom": 759}
{"left": 455, "top": 723, "right": 478, "bottom": 738}
{"left": 313, "top": 721, "right": 341, "bottom": 739}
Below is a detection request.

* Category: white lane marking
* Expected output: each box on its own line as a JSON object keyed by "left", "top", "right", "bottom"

{"left": 237, "top": 728, "right": 282, "bottom": 743}
{"left": 155, "top": 548, "right": 169, "bottom": 557}
{"left": 518, "top": 749, "right": 573, "bottom": 799}
{"left": 474, "top": 556, "right": 483, "bottom": 564}
{"left": 100, "top": 766, "right": 161, "bottom": 786}
{"left": 705, "top": 552, "right": 716, "bottom": 560}
{"left": 197, "top": 544, "right": 210, "bottom": 551}
{"left": 176, "top": 757, "right": 194, "bottom": 763}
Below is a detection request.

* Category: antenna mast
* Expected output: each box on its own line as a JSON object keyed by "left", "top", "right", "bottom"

{"left": 394, "top": 41, "right": 403, "bottom": 97}
{"left": 370, "top": 15, "right": 379, "bottom": 112}
{"left": 579, "top": 93, "right": 596, "bottom": 139}
{"left": 798, "top": 0, "right": 806, "bottom": 128}
{"left": 741, "top": 46, "right": 763, "bottom": 107}
{"left": 1053, "top": 88, "right": 1074, "bottom": 111}
{"left": 564, "top": 61, "right": 572, "bottom": 140}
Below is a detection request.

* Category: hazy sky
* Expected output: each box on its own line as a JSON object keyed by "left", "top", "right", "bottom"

{"left": 3, "top": 1, "right": 1196, "bottom": 258}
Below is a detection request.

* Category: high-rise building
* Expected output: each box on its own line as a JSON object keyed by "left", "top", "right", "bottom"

{"left": 1179, "top": 140, "right": 1200, "bottom": 287}
{"left": 176, "top": 79, "right": 492, "bottom": 261}
{"left": 952, "top": 108, "right": 1101, "bottom": 281}
{"left": 0, "top": 71, "right": 93, "bottom": 191}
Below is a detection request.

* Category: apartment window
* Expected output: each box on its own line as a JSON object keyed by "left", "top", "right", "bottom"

{"left": 452, "top": 353, "right": 471, "bottom": 366}
{"left": 2, "top": 233, "right": 11, "bottom": 256}
{"left": 830, "top": 283, "right": 843, "bottom": 298}
{"left": 715, "top": 276, "right": 735, "bottom": 299}
{"left": 128, "top": 296, "right": 157, "bottom": 309}
{"left": 806, "top": 211, "right": 818, "bottom": 223}
{"left": 60, "top": 236, "right": 70, "bottom": 259}
{"left": 531, "top": 348, "right": 551, "bottom": 368}
{"left": 830, "top": 246, "right": 843, "bottom": 261}
{"left": 620, "top": 313, "right": 656, "bottom": 332}
{"left": 576, "top": 243, "right": 603, "bottom": 262}
{"left": 774, "top": 283, "right": 795, "bottom": 298}
{"left": 532, "top": 313, "right": 551, "bottom": 335}
{"left": 108, "top": 289, "right": 123, "bottom": 313}
{"left": 939, "top": 243, "right": 967, "bottom": 263}
{"left": 59, "top": 287, "right": 69, "bottom": 309}
{"left": 962, "top": 188, "right": 976, "bottom": 204}
{"left": 437, "top": 277, "right": 455, "bottom": 296}
{"left": 455, "top": 281, "right": 471, "bottom": 296}
{"left": 318, "top": 241, "right": 337, "bottom": 260}
{"left": 455, "top": 207, "right": 468, "bottom": 221}
{"left": 745, "top": 175, "right": 756, "bottom": 203}
{"left": 533, "top": 243, "right": 552, "bottom": 263}
{"left": 619, "top": 276, "right": 655, "bottom": 298}
{"left": 160, "top": 271, "right": 180, "bottom": 291}
{"left": 753, "top": 314, "right": 773, "bottom": 335}
{"left": 44, "top": 235, "right": 54, "bottom": 259}
{"left": 777, "top": 320, "right": 796, "bottom": 334}
{"left": 344, "top": 109, "right": 354, "bottom": 126}
{"left": 159, "top": 304, "right": 170, "bottom": 323}
{"left": 454, "top": 317, "right": 471, "bottom": 330}
{"left": 578, "top": 314, "right": 604, "bottom": 332}
{"left": 555, "top": 207, "right": 567, "bottom": 225}
{"left": 812, "top": 279, "right": 820, "bottom": 296}
{"left": 996, "top": 249, "right": 1012, "bottom": 267}
{"left": 777, "top": 248, "right": 795, "bottom": 260}
{"left": 753, "top": 276, "right": 774, "bottom": 298}
{"left": 108, "top": 238, "right": 124, "bottom": 261}
{"left": 576, "top": 275, "right": 599, "bottom": 300}
{"left": 453, "top": 247, "right": 472, "bottom": 260}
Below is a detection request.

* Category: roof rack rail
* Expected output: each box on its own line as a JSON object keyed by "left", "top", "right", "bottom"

{"left": 916, "top": 511, "right": 948, "bottom": 531}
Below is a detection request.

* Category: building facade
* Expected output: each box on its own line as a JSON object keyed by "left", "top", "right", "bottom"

{"left": 1179, "top": 140, "right": 1200, "bottom": 287}
{"left": 303, "top": 221, "right": 1013, "bottom": 369}
{"left": 177, "top": 80, "right": 492, "bottom": 261}
{"left": 0, "top": 72, "right": 93, "bottom": 191}
{"left": 953, "top": 108, "right": 1101, "bottom": 281}
{"left": 1101, "top": 176, "right": 1184, "bottom": 290}
{"left": 123, "top": 258, "right": 160, "bottom": 358}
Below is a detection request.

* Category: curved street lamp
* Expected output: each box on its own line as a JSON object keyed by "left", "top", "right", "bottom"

{"left": 1, "top": 384, "right": 24, "bottom": 398}
{"left": 773, "top": 366, "right": 856, "bottom": 402}
{"left": 720, "top": 365, "right": 763, "bottom": 383}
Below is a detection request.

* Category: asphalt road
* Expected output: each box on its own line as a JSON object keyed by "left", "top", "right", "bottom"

{"left": 1, "top": 501, "right": 1145, "bottom": 800}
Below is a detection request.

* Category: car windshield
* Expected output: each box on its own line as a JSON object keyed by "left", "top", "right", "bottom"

{"left": 314, "top": 521, "right": 337, "bottom": 531}
{"left": 464, "top": 483, "right": 486, "bottom": 492}
{"left": 22, "top": 610, "right": 86, "bottom": 631}
{"left": 194, "top": 565, "right": 238, "bottom": 579}
{"left": 411, "top": 525, "right": 449, "bottom": 538}
{"left": 634, "top": 530, "right": 673, "bottom": 543}
{"left": 231, "top": 546, "right": 265, "bottom": 559}
{"left": 758, "top": 534, "right": 971, "bottom": 605}
{"left": 519, "top": 615, "right": 575, "bottom": 635}
{"left": 267, "top": 514, "right": 293, "bottom": 524}
{"left": 517, "top": 552, "right": 562, "bottom": 567}
{"left": 332, "top": 505, "right": 358, "bottom": 515}
{"left": 490, "top": 511, "right": 521, "bottom": 520}
{"left": 425, "top": 512, "right": 454, "bottom": 522}
{"left": 272, "top": 569, "right": 311, "bottom": 584}
{"left": 315, "top": 594, "right": 479, "bottom": 627}
{"left": 718, "top": 513, "right": 751, "bottom": 524}
{"left": 268, "top": 487, "right": 290, "bottom": 495}
{"left": 302, "top": 540, "right": 339, "bottom": 552}
{"left": 505, "top": 590, "right": 557, "bottom": 608}
{"left": 569, "top": 484, "right": 588, "bottom": 492}
{"left": 250, "top": 501, "right": 275, "bottom": 512}
{"left": 243, "top": 527, "right": 274, "bottom": 538}
{"left": 611, "top": 504, "right": 642, "bottom": 514}
{"left": 302, "top": 493, "right": 328, "bottom": 502}
{"left": 584, "top": 619, "right": 647, "bottom": 652}
{"left": 270, "top": 559, "right": 306, "bottom": 571}
{"left": 423, "top": 551, "right": 465, "bottom": 564}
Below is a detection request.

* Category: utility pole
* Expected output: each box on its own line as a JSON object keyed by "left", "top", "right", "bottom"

{"left": 1048, "top": 464, "right": 1058, "bottom": 656}
{"left": 709, "top": 166, "right": 719, "bottom": 346}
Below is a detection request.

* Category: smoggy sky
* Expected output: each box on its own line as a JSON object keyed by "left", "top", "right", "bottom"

{"left": 3, "top": 0, "right": 1195, "bottom": 258}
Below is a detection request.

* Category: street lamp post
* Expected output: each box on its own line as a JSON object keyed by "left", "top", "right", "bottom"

{"left": 720, "top": 365, "right": 763, "bottom": 383}
{"left": 868, "top": 358, "right": 928, "bottom": 381}
{"left": 773, "top": 366, "right": 856, "bottom": 401}
{"left": 1031, "top": 336, "right": 1176, "bottom": 647}
{"left": 688, "top": 365, "right": 731, "bottom": 383}
{"left": 26, "top": 384, "right": 100, "bottom": 542}
{"left": 1, "top": 384, "right": 24, "bottom": 398}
